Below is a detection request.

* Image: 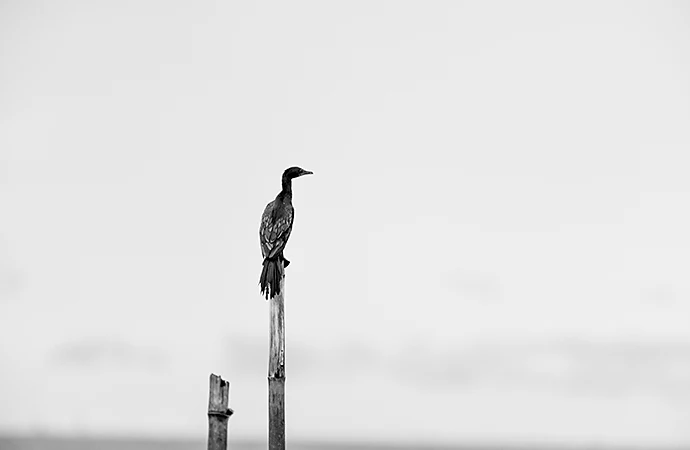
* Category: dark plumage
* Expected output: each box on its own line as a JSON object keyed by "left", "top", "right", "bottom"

{"left": 259, "top": 166, "right": 313, "bottom": 299}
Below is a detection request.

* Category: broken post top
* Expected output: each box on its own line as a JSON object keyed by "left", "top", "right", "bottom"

{"left": 208, "top": 374, "right": 233, "bottom": 418}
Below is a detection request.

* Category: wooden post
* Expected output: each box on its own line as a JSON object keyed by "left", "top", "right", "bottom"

{"left": 268, "top": 264, "right": 286, "bottom": 450}
{"left": 208, "top": 373, "right": 233, "bottom": 450}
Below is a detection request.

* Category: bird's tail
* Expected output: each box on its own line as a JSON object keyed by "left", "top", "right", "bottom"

{"left": 260, "top": 258, "right": 283, "bottom": 300}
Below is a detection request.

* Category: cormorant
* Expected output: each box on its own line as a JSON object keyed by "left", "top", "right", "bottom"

{"left": 259, "top": 166, "right": 313, "bottom": 299}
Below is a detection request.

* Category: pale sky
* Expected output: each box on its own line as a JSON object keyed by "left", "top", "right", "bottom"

{"left": 2, "top": 0, "right": 690, "bottom": 446}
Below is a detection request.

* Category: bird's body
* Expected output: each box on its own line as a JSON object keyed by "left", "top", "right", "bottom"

{"left": 259, "top": 167, "right": 312, "bottom": 299}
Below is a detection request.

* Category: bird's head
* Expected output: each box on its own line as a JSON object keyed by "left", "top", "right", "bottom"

{"left": 283, "top": 166, "right": 313, "bottom": 180}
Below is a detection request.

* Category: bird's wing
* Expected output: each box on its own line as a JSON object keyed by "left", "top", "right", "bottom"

{"left": 260, "top": 202, "right": 294, "bottom": 259}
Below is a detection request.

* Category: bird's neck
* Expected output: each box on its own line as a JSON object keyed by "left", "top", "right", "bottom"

{"left": 280, "top": 176, "right": 293, "bottom": 198}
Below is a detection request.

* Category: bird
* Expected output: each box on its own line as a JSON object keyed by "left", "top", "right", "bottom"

{"left": 259, "top": 166, "right": 313, "bottom": 299}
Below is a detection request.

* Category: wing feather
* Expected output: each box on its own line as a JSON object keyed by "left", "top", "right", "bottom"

{"left": 259, "top": 200, "right": 294, "bottom": 259}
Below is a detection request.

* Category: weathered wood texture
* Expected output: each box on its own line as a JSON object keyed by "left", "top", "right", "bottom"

{"left": 208, "top": 373, "right": 233, "bottom": 450}
{"left": 268, "top": 268, "right": 285, "bottom": 450}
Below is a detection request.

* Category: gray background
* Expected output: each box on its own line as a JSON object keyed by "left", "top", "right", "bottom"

{"left": 2, "top": 0, "right": 690, "bottom": 446}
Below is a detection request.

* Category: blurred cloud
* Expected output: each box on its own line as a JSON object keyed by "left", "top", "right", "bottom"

{"left": 0, "top": 266, "right": 21, "bottom": 302}
{"left": 440, "top": 268, "right": 503, "bottom": 303}
{"left": 640, "top": 284, "right": 682, "bottom": 309}
{"left": 225, "top": 332, "right": 690, "bottom": 403}
{"left": 50, "top": 337, "right": 168, "bottom": 372}
{"left": 0, "top": 241, "right": 22, "bottom": 303}
{"left": 392, "top": 338, "right": 690, "bottom": 402}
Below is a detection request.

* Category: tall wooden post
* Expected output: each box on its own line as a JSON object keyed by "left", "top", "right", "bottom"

{"left": 208, "top": 373, "right": 233, "bottom": 450}
{"left": 268, "top": 264, "right": 286, "bottom": 450}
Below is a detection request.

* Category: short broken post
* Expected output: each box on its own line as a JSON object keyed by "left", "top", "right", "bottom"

{"left": 268, "top": 266, "right": 286, "bottom": 450}
{"left": 208, "top": 373, "right": 233, "bottom": 450}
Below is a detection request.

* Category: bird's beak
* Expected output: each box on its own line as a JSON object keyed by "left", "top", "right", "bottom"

{"left": 301, "top": 170, "right": 313, "bottom": 176}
